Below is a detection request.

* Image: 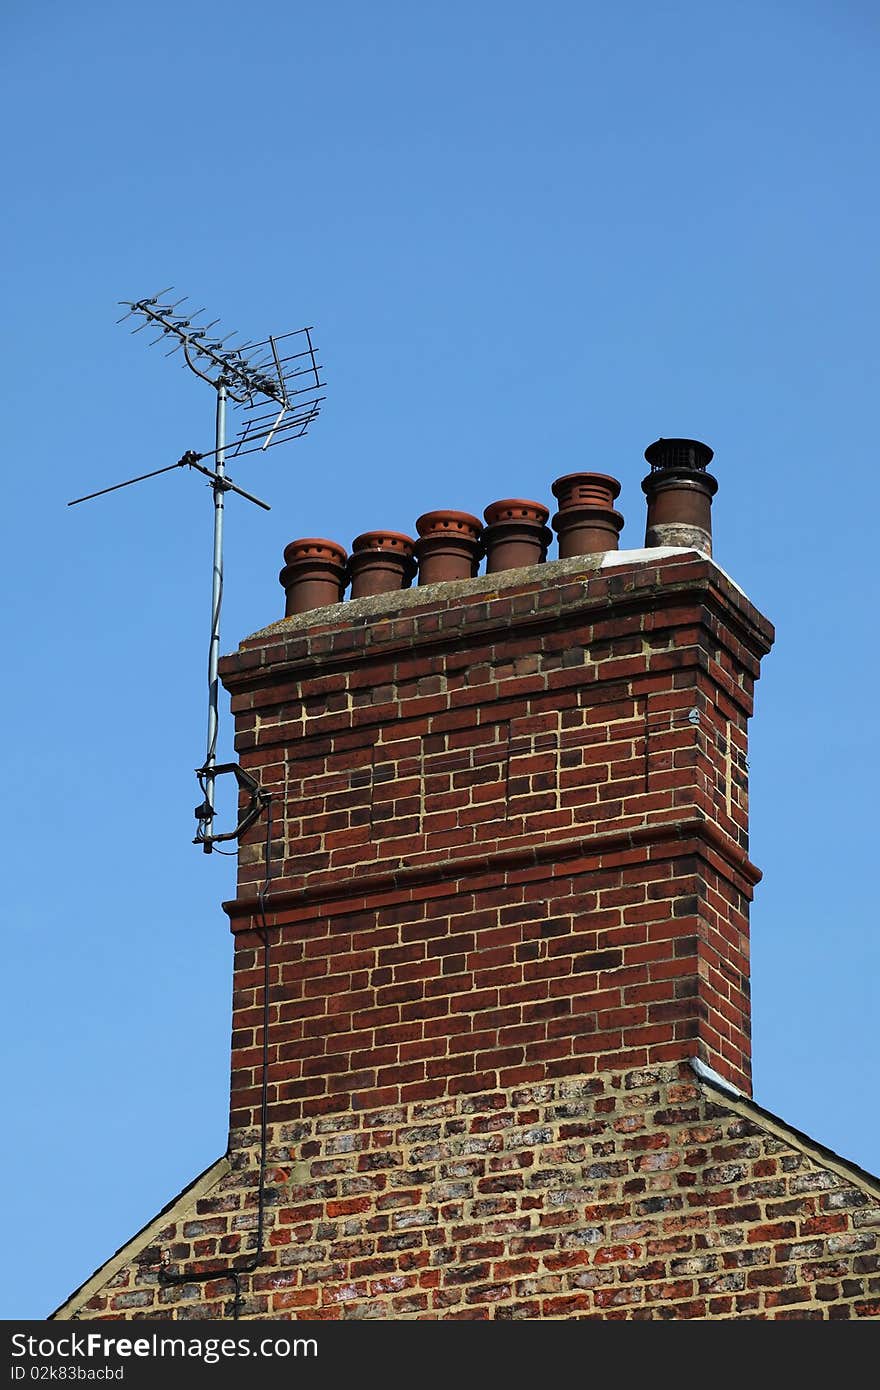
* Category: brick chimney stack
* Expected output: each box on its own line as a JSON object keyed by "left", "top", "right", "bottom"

{"left": 220, "top": 441, "right": 773, "bottom": 1137}
{"left": 60, "top": 441, "right": 880, "bottom": 1323}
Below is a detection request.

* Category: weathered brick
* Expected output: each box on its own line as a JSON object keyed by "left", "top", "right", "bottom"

{"left": 58, "top": 1066, "right": 879, "bottom": 1321}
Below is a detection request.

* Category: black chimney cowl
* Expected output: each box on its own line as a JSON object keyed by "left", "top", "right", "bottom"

{"left": 641, "top": 437, "right": 718, "bottom": 556}
{"left": 643, "top": 438, "right": 714, "bottom": 474}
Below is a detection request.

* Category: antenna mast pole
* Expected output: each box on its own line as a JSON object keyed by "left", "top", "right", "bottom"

{"left": 203, "top": 378, "right": 228, "bottom": 848}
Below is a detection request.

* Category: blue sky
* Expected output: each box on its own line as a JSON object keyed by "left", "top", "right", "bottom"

{"left": 2, "top": 0, "right": 878, "bottom": 1320}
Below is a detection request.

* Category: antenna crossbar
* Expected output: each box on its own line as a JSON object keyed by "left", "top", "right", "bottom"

{"left": 67, "top": 451, "right": 271, "bottom": 510}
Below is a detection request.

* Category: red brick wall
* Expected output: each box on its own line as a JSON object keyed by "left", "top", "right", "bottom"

{"left": 220, "top": 551, "right": 773, "bottom": 1127}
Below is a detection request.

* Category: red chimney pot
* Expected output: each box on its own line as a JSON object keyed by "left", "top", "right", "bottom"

{"left": 550, "top": 472, "right": 624, "bottom": 557}
{"left": 279, "top": 538, "right": 348, "bottom": 615}
{"left": 348, "top": 530, "right": 417, "bottom": 599}
{"left": 414, "top": 510, "right": 483, "bottom": 585}
{"left": 482, "top": 498, "right": 551, "bottom": 573}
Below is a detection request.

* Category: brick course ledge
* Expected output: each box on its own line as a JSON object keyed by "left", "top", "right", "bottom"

{"left": 222, "top": 813, "right": 761, "bottom": 927}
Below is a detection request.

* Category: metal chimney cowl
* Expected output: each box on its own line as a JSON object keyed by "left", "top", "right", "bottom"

{"left": 641, "top": 438, "right": 718, "bottom": 556}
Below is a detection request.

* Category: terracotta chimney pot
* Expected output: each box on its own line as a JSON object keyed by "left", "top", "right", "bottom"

{"left": 482, "top": 499, "right": 551, "bottom": 573}
{"left": 348, "top": 530, "right": 417, "bottom": 599}
{"left": 414, "top": 510, "right": 483, "bottom": 585}
{"left": 550, "top": 473, "right": 624, "bottom": 557}
{"left": 279, "top": 538, "right": 348, "bottom": 615}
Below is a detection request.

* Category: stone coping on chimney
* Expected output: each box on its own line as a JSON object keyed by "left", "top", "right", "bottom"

{"left": 220, "top": 548, "right": 773, "bottom": 687}
{"left": 265, "top": 547, "right": 742, "bottom": 636}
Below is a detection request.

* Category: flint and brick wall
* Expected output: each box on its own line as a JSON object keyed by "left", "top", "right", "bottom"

{"left": 58, "top": 1063, "right": 880, "bottom": 1320}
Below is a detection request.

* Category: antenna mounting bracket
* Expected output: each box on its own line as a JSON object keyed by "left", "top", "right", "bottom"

{"left": 193, "top": 762, "right": 272, "bottom": 852}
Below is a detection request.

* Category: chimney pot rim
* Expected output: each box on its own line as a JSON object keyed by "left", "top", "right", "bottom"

{"left": 640, "top": 471, "right": 718, "bottom": 498}
{"left": 415, "top": 509, "right": 483, "bottom": 538}
{"left": 282, "top": 537, "right": 348, "bottom": 565}
{"left": 483, "top": 498, "right": 550, "bottom": 526}
{"left": 351, "top": 530, "right": 417, "bottom": 554}
{"left": 551, "top": 472, "right": 622, "bottom": 501}
{"left": 551, "top": 505, "right": 625, "bottom": 531}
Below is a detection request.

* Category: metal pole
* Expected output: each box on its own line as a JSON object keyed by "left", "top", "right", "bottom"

{"left": 203, "top": 378, "right": 227, "bottom": 849}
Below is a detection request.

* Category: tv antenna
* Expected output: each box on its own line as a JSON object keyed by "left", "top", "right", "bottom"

{"left": 69, "top": 288, "right": 325, "bottom": 852}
